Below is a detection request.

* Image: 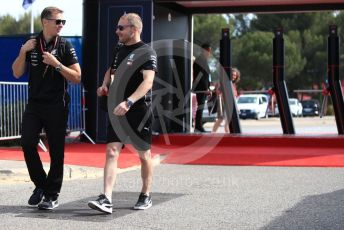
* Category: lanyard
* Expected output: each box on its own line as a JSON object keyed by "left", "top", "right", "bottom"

{"left": 40, "top": 36, "right": 58, "bottom": 78}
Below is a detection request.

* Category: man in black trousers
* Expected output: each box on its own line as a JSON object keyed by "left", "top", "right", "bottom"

{"left": 12, "top": 6, "right": 81, "bottom": 210}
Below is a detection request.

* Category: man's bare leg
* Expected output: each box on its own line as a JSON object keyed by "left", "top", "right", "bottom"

{"left": 212, "top": 118, "right": 223, "bottom": 133}
{"left": 104, "top": 142, "right": 123, "bottom": 200}
{"left": 137, "top": 149, "right": 153, "bottom": 194}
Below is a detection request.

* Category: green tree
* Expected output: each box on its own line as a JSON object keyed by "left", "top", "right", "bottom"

{"left": 193, "top": 14, "right": 230, "bottom": 54}
{"left": 231, "top": 30, "right": 305, "bottom": 91}
{"left": 249, "top": 12, "right": 337, "bottom": 93}
{"left": 334, "top": 12, "right": 344, "bottom": 76}
{"left": 284, "top": 32, "right": 307, "bottom": 87}
{"left": 224, "top": 14, "right": 252, "bottom": 36}
{"left": 232, "top": 31, "right": 273, "bottom": 90}
{"left": 192, "top": 11, "right": 343, "bottom": 93}
{"left": 0, "top": 13, "right": 41, "bottom": 35}
{"left": 0, "top": 15, "right": 18, "bottom": 35}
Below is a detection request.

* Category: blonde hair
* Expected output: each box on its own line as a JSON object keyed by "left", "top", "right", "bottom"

{"left": 121, "top": 13, "right": 142, "bottom": 34}
{"left": 231, "top": 67, "right": 241, "bottom": 84}
{"left": 41, "top": 6, "right": 63, "bottom": 21}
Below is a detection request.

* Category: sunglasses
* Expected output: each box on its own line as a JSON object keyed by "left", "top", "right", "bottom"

{"left": 116, "top": 24, "right": 133, "bottom": 31}
{"left": 46, "top": 18, "right": 66, "bottom": 25}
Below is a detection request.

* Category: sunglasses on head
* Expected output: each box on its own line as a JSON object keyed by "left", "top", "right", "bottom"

{"left": 116, "top": 24, "right": 133, "bottom": 31}
{"left": 46, "top": 18, "right": 66, "bottom": 25}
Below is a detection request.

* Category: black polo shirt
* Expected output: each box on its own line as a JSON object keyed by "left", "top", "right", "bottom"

{"left": 110, "top": 41, "right": 157, "bottom": 109}
{"left": 25, "top": 32, "right": 79, "bottom": 105}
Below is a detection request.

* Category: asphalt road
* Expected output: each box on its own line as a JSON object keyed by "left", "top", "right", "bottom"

{"left": 1, "top": 164, "right": 344, "bottom": 230}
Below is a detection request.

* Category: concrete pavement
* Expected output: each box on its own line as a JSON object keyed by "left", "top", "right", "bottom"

{"left": 0, "top": 116, "right": 342, "bottom": 229}
{"left": 203, "top": 116, "right": 337, "bottom": 134}
{"left": 0, "top": 164, "right": 344, "bottom": 229}
{"left": 0, "top": 155, "right": 162, "bottom": 184}
{"left": 0, "top": 160, "right": 104, "bottom": 184}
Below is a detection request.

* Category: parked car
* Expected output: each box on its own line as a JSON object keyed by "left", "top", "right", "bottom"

{"left": 268, "top": 98, "right": 303, "bottom": 117}
{"left": 237, "top": 94, "right": 269, "bottom": 120}
{"left": 301, "top": 99, "right": 321, "bottom": 116}
{"left": 289, "top": 98, "right": 303, "bottom": 117}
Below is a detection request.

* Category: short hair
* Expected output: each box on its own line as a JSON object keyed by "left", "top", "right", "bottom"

{"left": 201, "top": 43, "right": 211, "bottom": 51}
{"left": 231, "top": 67, "right": 241, "bottom": 84}
{"left": 121, "top": 13, "right": 143, "bottom": 34}
{"left": 41, "top": 6, "right": 63, "bottom": 21}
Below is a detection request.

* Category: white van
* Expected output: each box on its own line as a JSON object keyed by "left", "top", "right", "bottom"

{"left": 237, "top": 94, "right": 269, "bottom": 120}
{"left": 273, "top": 98, "right": 303, "bottom": 117}
{"left": 289, "top": 98, "right": 303, "bottom": 117}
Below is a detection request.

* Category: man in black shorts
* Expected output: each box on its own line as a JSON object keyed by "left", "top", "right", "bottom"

{"left": 88, "top": 13, "right": 157, "bottom": 214}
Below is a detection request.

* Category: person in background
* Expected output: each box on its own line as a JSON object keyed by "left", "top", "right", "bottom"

{"left": 12, "top": 6, "right": 81, "bottom": 210}
{"left": 212, "top": 67, "right": 240, "bottom": 133}
{"left": 193, "top": 43, "right": 212, "bottom": 132}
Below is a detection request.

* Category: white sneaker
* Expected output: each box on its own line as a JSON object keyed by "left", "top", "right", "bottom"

{"left": 88, "top": 194, "right": 113, "bottom": 214}
{"left": 38, "top": 197, "right": 59, "bottom": 210}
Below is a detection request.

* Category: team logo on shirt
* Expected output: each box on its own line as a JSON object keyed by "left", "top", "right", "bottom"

{"left": 150, "top": 55, "right": 157, "bottom": 69}
{"left": 70, "top": 48, "right": 78, "bottom": 61}
{"left": 127, "top": 54, "right": 135, "bottom": 66}
{"left": 51, "top": 49, "right": 58, "bottom": 56}
{"left": 30, "top": 50, "right": 39, "bottom": 66}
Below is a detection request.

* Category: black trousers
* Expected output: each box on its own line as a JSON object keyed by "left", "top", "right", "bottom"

{"left": 195, "top": 93, "right": 207, "bottom": 130}
{"left": 21, "top": 102, "right": 68, "bottom": 198}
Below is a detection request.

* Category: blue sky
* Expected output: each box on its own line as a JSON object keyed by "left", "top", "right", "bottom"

{"left": 0, "top": 0, "right": 82, "bottom": 35}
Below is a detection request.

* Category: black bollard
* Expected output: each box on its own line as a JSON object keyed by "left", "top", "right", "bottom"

{"left": 327, "top": 25, "right": 344, "bottom": 134}
{"left": 219, "top": 28, "right": 241, "bottom": 133}
{"left": 272, "top": 28, "right": 295, "bottom": 134}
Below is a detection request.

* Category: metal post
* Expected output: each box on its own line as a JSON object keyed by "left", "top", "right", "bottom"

{"left": 73, "top": 87, "right": 96, "bottom": 144}
{"left": 219, "top": 28, "right": 241, "bottom": 133}
{"left": 30, "top": 8, "right": 34, "bottom": 34}
{"left": 272, "top": 27, "right": 295, "bottom": 134}
{"left": 327, "top": 25, "right": 344, "bottom": 134}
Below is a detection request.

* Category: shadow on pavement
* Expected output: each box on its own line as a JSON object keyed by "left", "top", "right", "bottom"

{"left": 261, "top": 189, "right": 344, "bottom": 230}
{"left": 0, "top": 192, "right": 184, "bottom": 222}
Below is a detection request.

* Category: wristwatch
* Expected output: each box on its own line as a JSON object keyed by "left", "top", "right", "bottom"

{"left": 126, "top": 98, "right": 134, "bottom": 109}
{"left": 55, "top": 63, "right": 62, "bottom": 72}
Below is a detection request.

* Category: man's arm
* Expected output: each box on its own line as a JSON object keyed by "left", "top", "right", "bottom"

{"left": 55, "top": 62, "right": 81, "bottom": 84}
{"left": 97, "top": 67, "right": 111, "bottom": 96}
{"left": 42, "top": 52, "right": 81, "bottom": 84}
{"left": 113, "top": 69, "right": 155, "bottom": 116}
{"left": 127, "top": 69, "right": 154, "bottom": 102}
{"left": 12, "top": 38, "right": 36, "bottom": 78}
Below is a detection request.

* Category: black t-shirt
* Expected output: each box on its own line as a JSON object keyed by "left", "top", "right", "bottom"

{"left": 25, "top": 32, "right": 79, "bottom": 105}
{"left": 110, "top": 41, "right": 157, "bottom": 109}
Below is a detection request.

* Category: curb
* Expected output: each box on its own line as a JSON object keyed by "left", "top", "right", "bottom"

{"left": 0, "top": 155, "right": 161, "bottom": 184}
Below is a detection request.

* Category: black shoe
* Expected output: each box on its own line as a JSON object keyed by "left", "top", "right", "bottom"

{"left": 38, "top": 196, "right": 59, "bottom": 210}
{"left": 88, "top": 194, "right": 113, "bottom": 214}
{"left": 195, "top": 127, "right": 207, "bottom": 133}
{"left": 28, "top": 188, "right": 44, "bottom": 207}
{"left": 133, "top": 193, "right": 152, "bottom": 210}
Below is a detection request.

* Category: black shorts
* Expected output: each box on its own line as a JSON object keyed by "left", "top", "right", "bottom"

{"left": 107, "top": 104, "right": 152, "bottom": 151}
